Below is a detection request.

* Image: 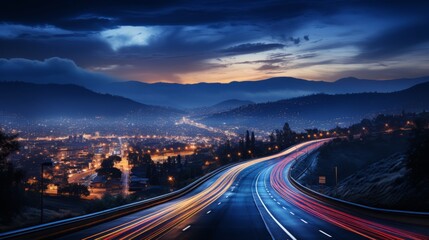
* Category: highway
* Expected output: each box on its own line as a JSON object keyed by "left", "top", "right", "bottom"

{"left": 57, "top": 139, "right": 428, "bottom": 240}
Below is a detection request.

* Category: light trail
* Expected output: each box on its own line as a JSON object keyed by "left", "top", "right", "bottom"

{"left": 82, "top": 140, "right": 323, "bottom": 239}
{"left": 270, "top": 141, "right": 428, "bottom": 240}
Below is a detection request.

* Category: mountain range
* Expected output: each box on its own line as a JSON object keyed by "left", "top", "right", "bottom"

{"left": 95, "top": 76, "right": 429, "bottom": 108}
{"left": 1, "top": 80, "right": 429, "bottom": 131}
{"left": 2, "top": 69, "right": 429, "bottom": 108}
{"left": 201, "top": 81, "right": 429, "bottom": 131}
{"left": 0, "top": 82, "right": 181, "bottom": 119}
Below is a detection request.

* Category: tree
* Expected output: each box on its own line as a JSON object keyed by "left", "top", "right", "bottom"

{"left": 58, "top": 183, "right": 90, "bottom": 198}
{"left": 245, "top": 130, "right": 250, "bottom": 150}
{"left": 269, "top": 132, "right": 276, "bottom": 145}
{"left": 177, "top": 154, "right": 182, "bottom": 168}
{"left": 101, "top": 155, "right": 121, "bottom": 168}
{"left": 251, "top": 132, "right": 256, "bottom": 150}
{"left": 98, "top": 155, "right": 122, "bottom": 179}
{"left": 0, "top": 131, "right": 24, "bottom": 223}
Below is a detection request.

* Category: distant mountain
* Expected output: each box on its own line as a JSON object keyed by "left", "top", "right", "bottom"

{"left": 94, "top": 76, "right": 429, "bottom": 108}
{"left": 2, "top": 61, "right": 428, "bottom": 109}
{"left": 0, "top": 82, "right": 182, "bottom": 119}
{"left": 190, "top": 99, "right": 254, "bottom": 116}
{"left": 201, "top": 82, "right": 429, "bottom": 131}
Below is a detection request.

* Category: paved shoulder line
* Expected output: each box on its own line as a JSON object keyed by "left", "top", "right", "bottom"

{"left": 254, "top": 169, "right": 297, "bottom": 240}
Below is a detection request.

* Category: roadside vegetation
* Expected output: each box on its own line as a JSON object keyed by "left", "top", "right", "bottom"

{"left": 295, "top": 112, "right": 429, "bottom": 211}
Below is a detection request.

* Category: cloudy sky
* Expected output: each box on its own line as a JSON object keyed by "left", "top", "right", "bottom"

{"left": 1, "top": 0, "right": 428, "bottom": 84}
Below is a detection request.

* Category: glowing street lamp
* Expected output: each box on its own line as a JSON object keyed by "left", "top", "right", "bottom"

{"left": 168, "top": 176, "right": 175, "bottom": 191}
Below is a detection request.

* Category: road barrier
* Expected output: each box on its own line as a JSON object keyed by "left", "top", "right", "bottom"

{"left": 288, "top": 155, "right": 429, "bottom": 227}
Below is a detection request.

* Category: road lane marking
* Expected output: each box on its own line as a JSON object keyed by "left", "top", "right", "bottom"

{"left": 282, "top": 207, "right": 287, "bottom": 210}
{"left": 290, "top": 211, "right": 295, "bottom": 215}
{"left": 182, "top": 225, "right": 191, "bottom": 232}
{"left": 255, "top": 171, "right": 297, "bottom": 240}
{"left": 300, "top": 219, "right": 308, "bottom": 224}
{"left": 277, "top": 202, "right": 281, "bottom": 205}
{"left": 319, "top": 230, "right": 332, "bottom": 238}
{"left": 206, "top": 210, "right": 211, "bottom": 214}
{"left": 218, "top": 202, "right": 222, "bottom": 205}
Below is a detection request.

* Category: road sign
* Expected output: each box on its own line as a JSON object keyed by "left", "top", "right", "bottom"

{"left": 319, "top": 176, "right": 326, "bottom": 184}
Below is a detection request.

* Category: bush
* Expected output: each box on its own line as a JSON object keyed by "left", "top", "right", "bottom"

{"left": 58, "top": 183, "right": 90, "bottom": 198}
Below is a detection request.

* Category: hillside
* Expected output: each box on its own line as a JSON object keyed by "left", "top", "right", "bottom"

{"left": 190, "top": 99, "right": 254, "bottom": 115}
{"left": 0, "top": 82, "right": 181, "bottom": 119}
{"left": 202, "top": 82, "right": 429, "bottom": 130}
{"left": 327, "top": 154, "right": 429, "bottom": 211}
{"left": 97, "top": 76, "right": 429, "bottom": 108}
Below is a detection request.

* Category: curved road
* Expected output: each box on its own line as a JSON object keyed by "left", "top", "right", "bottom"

{"left": 59, "top": 139, "right": 429, "bottom": 240}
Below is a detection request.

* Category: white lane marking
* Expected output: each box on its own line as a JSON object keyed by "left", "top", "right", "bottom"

{"left": 319, "top": 230, "right": 332, "bottom": 238}
{"left": 277, "top": 202, "right": 281, "bottom": 205}
{"left": 282, "top": 207, "right": 287, "bottom": 210}
{"left": 218, "top": 202, "right": 222, "bottom": 205}
{"left": 182, "top": 225, "right": 191, "bottom": 232}
{"left": 290, "top": 211, "right": 295, "bottom": 215}
{"left": 300, "top": 219, "right": 308, "bottom": 224}
{"left": 206, "top": 210, "right": 211, "bottom": 214}
{"left": 255, "top": 171, "right": 297, "bottom": 240}
{"left": 226, "top": 195, "right": 229, "bottom": 198}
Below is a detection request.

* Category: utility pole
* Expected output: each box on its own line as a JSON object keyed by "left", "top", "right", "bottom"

{"left": 334, "top": 166, "right": 338, "bottom": 186}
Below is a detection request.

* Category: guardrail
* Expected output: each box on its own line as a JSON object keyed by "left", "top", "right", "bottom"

{"left": 288, "top": 154, "right": 429, "bottom": 227}
{"left": 0, "top": 163, "right": 237, "bottom": 240}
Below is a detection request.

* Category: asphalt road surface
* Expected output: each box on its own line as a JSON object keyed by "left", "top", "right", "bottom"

{"left": 59, "top": 139, "right": 429, "bottom": 240}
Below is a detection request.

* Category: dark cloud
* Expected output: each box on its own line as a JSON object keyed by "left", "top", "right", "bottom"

{"left": 296, "top": 53, "right": 318, "bottom": 59}
{"left": 257, "top": 64, "right": 281, "bottom": 71}
{"left": 0, "top": 36, "right": 114, "bottom": 67}
{"left": 0, "top": 57, "right": 118, "bottom": 87}
{"left": 8, "top": 1, "right": 424, "bottom": 31}
{"left": 221, "top": 43, "right": 285, "bottom": 55}
{"left": 356, "top": 18, "right": 429, "bottom": 60}
{"left": 0, "top": 0, "right": 345, "bottom": 30}
{"left": 289, "top": 37, "right": 300, "bottom": 45}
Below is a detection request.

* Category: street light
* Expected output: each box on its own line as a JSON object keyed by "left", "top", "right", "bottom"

{"left": 168, "top": 176, "right": 174, "bottom": 191}
{"left": 41, "top": 161, "right": 53, "bottom": 223}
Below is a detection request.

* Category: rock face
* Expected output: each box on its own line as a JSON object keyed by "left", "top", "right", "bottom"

{"left": 326, "top": 154, "right": 429, "bottom": 211}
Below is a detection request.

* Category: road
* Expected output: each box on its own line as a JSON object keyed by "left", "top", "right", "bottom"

{"left": 58, "top": 139, "right": 429, "bottom": 240}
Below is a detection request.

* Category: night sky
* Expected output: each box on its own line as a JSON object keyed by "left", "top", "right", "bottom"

{"left": 1, "top": 0, "right": 428, "bottom": 84}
